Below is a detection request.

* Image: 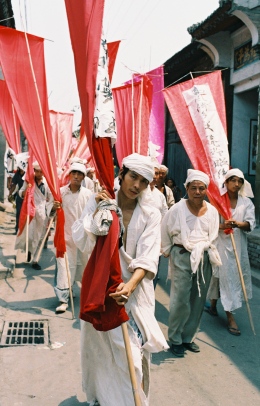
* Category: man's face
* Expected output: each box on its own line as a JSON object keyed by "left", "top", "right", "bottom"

{"left": 119, "top": 170, "right": 148, "bottom": 199}
{"left": 186, "top": 181, "right": 207, "bottom": 204}
{"left": 69, "top": 170, "right": 84, "bottom": 186}
{"left": 225, "top": 176, "right": 243, "bottom": 194}
{"left": 34, "top": 169, "right": 43, "bottom": 180}
{"left": 159, "top": 169, "right": 167, "bottom": 182}
{"left": 150, "top": 167, "right": 159, "bottom": 187}
{"left": 87, "top": 170, "right": 95, "bottom": 180}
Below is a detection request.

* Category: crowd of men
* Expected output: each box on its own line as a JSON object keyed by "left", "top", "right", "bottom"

{"left": 6, "top": 152, "right": 256, "bottom": 406}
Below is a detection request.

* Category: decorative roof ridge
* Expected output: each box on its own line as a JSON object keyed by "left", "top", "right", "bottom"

{"left": 187, "top": 0, "right": 232, "bottom": 36}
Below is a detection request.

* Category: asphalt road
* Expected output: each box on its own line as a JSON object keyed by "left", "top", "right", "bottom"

{"left": 0, "top": 207, "right": 259, "bottom": 406}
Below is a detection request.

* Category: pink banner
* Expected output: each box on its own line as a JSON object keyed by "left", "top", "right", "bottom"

{"left": 50, "top": 110, "right": 73, "bottom": 169}
{"left": 163, "top": 71, "right": 231, "bottom": 220}
{"left": 113, "top": 75, "right": 153, "bottom": 167}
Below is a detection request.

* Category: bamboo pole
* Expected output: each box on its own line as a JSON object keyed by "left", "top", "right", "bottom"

{"left": 64, "top": 252, "right": 75, "bottom": 320}
{"left": 137, "top": 76, "right": 143, "bottom": 154}
{"left": 25, "top": 214, "right": 29, "bottom": 261}
{"left": 34, "top": 216, "right": 54, "bottom": 264}
{"left": 131, "top": 75, "right": 135, "bottom": 154}
{"left": 121, "top": 322, "right": 142, "bottom": 406}
{"left": 230, "top": 233, "right": 256, "bottom": 335}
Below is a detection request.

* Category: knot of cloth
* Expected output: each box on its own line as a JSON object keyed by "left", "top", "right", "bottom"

{"left": 90, "top": 198, "right": 125, "bottom": 237}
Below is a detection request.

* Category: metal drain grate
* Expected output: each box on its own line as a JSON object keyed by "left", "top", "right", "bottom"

{"left": 0, "top": 320, "right": 49, "bottom": 346}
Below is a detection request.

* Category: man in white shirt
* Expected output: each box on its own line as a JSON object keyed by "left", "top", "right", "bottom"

{"left": 161, "top": 169, "right": 221, "bottom": 357}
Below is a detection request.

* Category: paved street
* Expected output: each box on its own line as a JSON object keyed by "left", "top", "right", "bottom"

{"left": 0, "top": 206, "right": 259, "bottom": 406}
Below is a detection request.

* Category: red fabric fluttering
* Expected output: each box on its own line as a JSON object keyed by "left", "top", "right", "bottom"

{"left": 0, "top": 26, "right": 66, "bottom": 256}
{"left": 113, "top": 75, "right": 153, "bottom": 167}
{"left": 0, "top": 79, "right": 20, "bottom": 154}
{"left": 50, "top": 110, "right": 73, "bottom": 170}
{"left": 18, "top": 151, "right": 35, "bottom": 236}
{"left": 163, "top": 71, "right": 231, "bottom": 221}
{"left": 65, "top": 0, "right": 128, "bottom": 330}
{"left": 107, "top": 40, "right": 121, "bottom": 82}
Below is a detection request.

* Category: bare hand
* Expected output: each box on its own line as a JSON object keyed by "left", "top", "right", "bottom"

{"left": 95, "top": 188, "right": 112, "bottom": 204}
{"left": 109, "top": 282, "right": 131, "bottom": 306}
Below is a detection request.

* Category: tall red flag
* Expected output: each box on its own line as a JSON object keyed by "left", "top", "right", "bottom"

{"left": 0, "top": 79, "right": 20, "bottom": 154}
{"left": 163, "top": 71, "right": 231, "bottom": 220}
{"left": 0, "top": 26, "right": 65, "bottom": 256}
{"left": 65, "top": 0, "right": 128, "bottom": 330}
{"left": 107, "top": 40, "right": 121, "bottom": 82}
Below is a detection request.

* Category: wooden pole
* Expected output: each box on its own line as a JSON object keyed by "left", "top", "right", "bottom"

{"left": 64, "top": 252, "right": 75, "bottom": 320}
{"left": 34, "top": 216, "right": 54, "bottom": 264}
{"left": 25, "top": 214, "right": 29, "bottom": 261}
{"left": 121, "top": 322, "right": 142, "bottom": 406}
{"left": 137, "top": 76, "right": 143, "bottom": 154}
{"left": 230, "top": 233, "right": 256, "bottom": 335}
{"left": 131, "top": 75, "right": 135, "bottom": 154}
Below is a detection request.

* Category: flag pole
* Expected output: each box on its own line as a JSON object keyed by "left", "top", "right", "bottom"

{"left": 230, "top": 233, "right": 256, "bottom": 335}
{"left": 34, "top": 216, "right": 55, "bottom": 264}
{"left": 25, "top": 214, "right": 29, "bottom": 261}
{"left": 121, "top": 322, "right": 142, "bottom": 406}
{"left": 64, "top": 252, "right": 75, "bottom": 319}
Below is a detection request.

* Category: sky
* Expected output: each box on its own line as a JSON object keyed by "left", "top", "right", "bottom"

{"left": 11, "top": 0, "right": 220, "bottom": 129}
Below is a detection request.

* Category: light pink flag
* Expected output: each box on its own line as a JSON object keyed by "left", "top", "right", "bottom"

{"left": 50, "top": 110, "right": 73, "bottom": 170}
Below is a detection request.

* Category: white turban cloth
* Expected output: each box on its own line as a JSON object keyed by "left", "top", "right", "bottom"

{"left": 184, "top": 169, "right": 210, "bottom": 188}
{"left": 86, "top": 167, "right": 95, "bottom": 174}
{"left": 223, "top": 168, "right": 254, "bottom": 198}
{"left": 68, "top": 161, "right": 86, "bottom": 176}
{"left": 122, "top": 153, "right": 154, "bottom": 183}
{"left": 15, "top": 152, "right": 29, "bottom": 171}
{"left": 33, "top": 161, "right": 41, "bottom": 170}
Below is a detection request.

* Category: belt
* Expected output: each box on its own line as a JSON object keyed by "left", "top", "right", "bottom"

{"left": 174, "top": 244, "right": 188, "bottom": 254}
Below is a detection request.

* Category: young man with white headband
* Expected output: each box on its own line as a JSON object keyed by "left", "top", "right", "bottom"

{"left": 161, "top": 169, "right": 221, "bottom": 357}
{"left": 72, "top": 153, "right": 168, "bottom": 406}
{"left": 19, "top": 161, "right": 53, "bottom": 270}
{"left": 207, "top": 168, "right": 256, "bottom": 336}
{"left": 52, "top": 158, "right": 93, "bottom": 313}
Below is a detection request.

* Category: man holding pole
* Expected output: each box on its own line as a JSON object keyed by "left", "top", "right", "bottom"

{"left": 207, "top": 169, "right": 256, "bottom": 335}
{"left": 52, "top": 159, "right": 93, "bottom": 313}
{"left": 72, "top": 153, "right": 168, "bottom": 406}
{"left": 19, "top": 161, "right": 53, "bottom": 270}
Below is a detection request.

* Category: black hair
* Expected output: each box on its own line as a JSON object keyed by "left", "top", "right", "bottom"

{"left": 118, "top": 165, "right": 129, "bottom": 185}
{"left": 226, "top": 175, "right": 244, "bottom": 184}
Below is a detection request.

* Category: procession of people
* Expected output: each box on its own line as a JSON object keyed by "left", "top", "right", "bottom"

{"left": 3, "top": 146, "right": 256, "bottom": 406}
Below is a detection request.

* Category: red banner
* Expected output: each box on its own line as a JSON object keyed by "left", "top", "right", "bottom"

{"left": 107, "top": 40, "right": 121, "bottom": 82}
{"left": 0, "top": 79, "right": 20, "bottom": 154}
{"left": 65, "top": 0, "right": 128, "bottom": 330}
{"left": 50, "top": 110, "right": 73, "bottom": 169}
{"left": 113, "top": 75, "right": 153, "bottom": 167}
{"left": 163, "top": 71, "right": 231, "bottom": 220}
{"left": 0, "top": 26, "right": 65, "bottom": 256}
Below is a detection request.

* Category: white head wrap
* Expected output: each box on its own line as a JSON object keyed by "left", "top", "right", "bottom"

{"left": 184, "top": 169, "right": 210, "bottom": 188}
{"left": 33, "top": 161, "right": 41, "bottom": 170}
{"left": 122, "top": 153, "right": 154, "bottom": 183}
{"left": 159, "top": 164, "right": 168, "bottom": 174}
{"left": 15, "top": 152, "right": 29, "bottom": 171}
{"left": 223, "top": 168, "right": 254, "bottom": 198}
{"left": 86, "top": 167, "right": 95, "bottom": 174}
{"left": 68, "top": 161, "right": 86, "bottom": 176}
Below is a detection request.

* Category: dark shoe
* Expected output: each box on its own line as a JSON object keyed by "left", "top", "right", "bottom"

{"left": 170, "top": 344, "right": 185, "bottom": 357}
{"left": 227, "top": 326, "right": 241, "bottom": 336}
{"left": 183, "top": 342, "right": 200, "bottom": 352}
{"left": 27, "top": 251, "right": 31, "bottom": 262}
{"left": 32, "top": 263, "right": 41, "bottom": 270}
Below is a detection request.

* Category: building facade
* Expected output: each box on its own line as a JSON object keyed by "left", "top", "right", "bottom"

{"left": 164, "top": 0, "right": 260, "bottom": 227}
